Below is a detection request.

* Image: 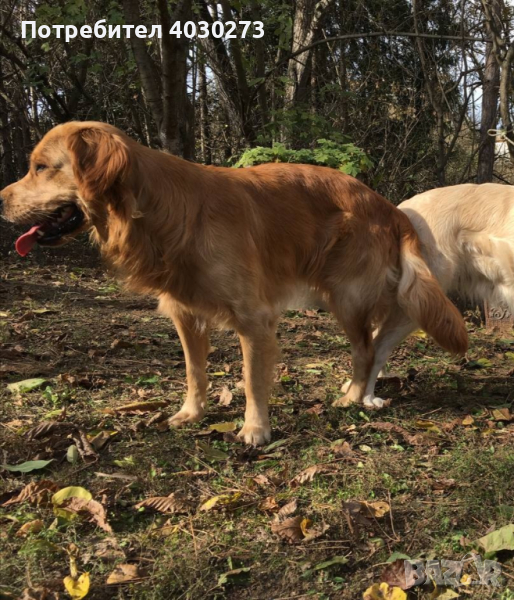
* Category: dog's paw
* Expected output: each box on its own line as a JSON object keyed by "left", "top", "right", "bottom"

{"left": 168, "top": 408, "right": 205, "bottom": 427}
{"left": 340, "top": 379, "right": 352, "bottom": 394}
{"left": 362, "top": 395, "right": 390, "bottom": 409}
{"left": 237, "top": 423, "right": 271, "bottom": 446}
{"left": 332, "top": 394, "right": 358, "bottom": 408}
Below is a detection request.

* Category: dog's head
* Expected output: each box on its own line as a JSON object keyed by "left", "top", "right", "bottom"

{"left": 0, "top": 121, "right": 131, "bottom": 256}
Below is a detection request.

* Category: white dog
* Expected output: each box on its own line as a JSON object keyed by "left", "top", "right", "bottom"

{"left": 348, "top": 183, "right": 514, "bottom": 407}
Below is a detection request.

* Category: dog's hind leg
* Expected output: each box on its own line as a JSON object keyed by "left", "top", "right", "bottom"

{"left": 161, "top": 301, "right": 211, "bottom": 427}
{"left": 236, "top": 311, "right": 279, "bottom": 446}
{"left": 361, "top": 309, "right": 415, "bottom": 408}
{"left": 331, "top": 294, "right": 375, "bottom": 408}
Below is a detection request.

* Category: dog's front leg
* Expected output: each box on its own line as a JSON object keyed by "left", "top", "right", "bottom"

{"left": 236, "top": 318, "right": 279, "bottom": 446}
{"left": 165, "top": 306, "right": 210, "bottom": 427}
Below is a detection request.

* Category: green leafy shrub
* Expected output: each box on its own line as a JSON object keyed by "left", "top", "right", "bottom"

{"left": 234, "top": 139, "right": 372, "bottom": 176}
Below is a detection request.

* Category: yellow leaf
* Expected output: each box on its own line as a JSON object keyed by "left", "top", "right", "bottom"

{"left": 300, "top": 518, "right": 312, "bottom": 536}
{"left": 53, "top": 487, "right": 92, "bottom": 506}
{"left": 362, "top": 500, "right": 390, "bottom": 518}
{"left": 412, "top": 330, "right": 427, "bottom": 339}
{"left": 461, "top": 415, "right": 474, "bottom": 426}
{"left": 363, "top": 582, "right": 407, "bottom": 600}
{"left": 415, "top": 419, "right": 442, "bottom": 434}
{"left": 208, "top": 422, "right": 237, "bottom": 433}
{"left": 199, "top": 493, "right": 241, "bottom": 512}
{"left": 63, "top": 573, "right": 90, "bottom": 599}
{"left": 16, "top": 519, "right": 44, "bottom": 537}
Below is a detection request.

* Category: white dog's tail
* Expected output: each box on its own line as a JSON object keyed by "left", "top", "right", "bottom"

{"left": 397, "top": 223, "right": 468, "bottom": 355}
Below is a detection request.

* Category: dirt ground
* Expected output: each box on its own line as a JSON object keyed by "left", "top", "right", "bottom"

{"left": 1, "top": 228, "right": 514, "bottom": 600}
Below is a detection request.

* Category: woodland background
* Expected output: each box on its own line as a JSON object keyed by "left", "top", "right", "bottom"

{"left": 1, "top": 0, "right": 514, "bottom": 202}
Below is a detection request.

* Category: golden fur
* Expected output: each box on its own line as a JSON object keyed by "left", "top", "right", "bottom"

{"left": 344, "top": 183, "right": 514, "bottom": 405}
{"left": 0, "top": 122, "right": 468, "bottom": 444}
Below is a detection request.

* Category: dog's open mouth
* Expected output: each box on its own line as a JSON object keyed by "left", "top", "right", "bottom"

{"left": 15, "top": 203, "right": 85, "bottom": 256}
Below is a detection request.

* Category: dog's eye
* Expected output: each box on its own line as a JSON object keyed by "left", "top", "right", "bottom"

{"left": 35, "top": 164, "right": 47, "bottom": 173}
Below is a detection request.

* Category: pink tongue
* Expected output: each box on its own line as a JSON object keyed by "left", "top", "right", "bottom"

{"left": 15, "top": 225, "right": 42, "bottom": 257}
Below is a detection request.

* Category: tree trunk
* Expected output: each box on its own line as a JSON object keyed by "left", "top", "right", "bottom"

{"left": 198, "top": 57, "right": 211, "bottom": 164}
{"left": 285, "top": 0, "right": 333, "bottom": 107}
{"left": 158, "top": 0, "right": 194, "bottom": 158}
{"left": 0, "top": 61, "right": 15, "bottom": 186}
{"left": 477, "top": 2, "right": 501, "bottom": 182}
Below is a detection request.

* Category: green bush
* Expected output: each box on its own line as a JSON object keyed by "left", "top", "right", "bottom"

{"left": 234, "top": 139, "right": 372, "bottom": 177}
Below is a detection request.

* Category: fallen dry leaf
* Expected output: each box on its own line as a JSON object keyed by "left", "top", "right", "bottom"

{"left": 277, "top": 498, "right": 298, "bottom": 519}
{"left": 290, "top": 465, "right": 332, "bottom": 487}
{"left": 71, "top": 429, "right": 98, "bottom": 460}
{"left": 135, "top": 493, "right": 192, "bottom": 514}
{"left": 271, "top": 516, "right": 305, "bottom": 543}
{"left": 218, "top": 386, "right": 233, "bottom": 406}
{"left": 363, "top": 582, "right": 407, "bottom": 600}
{"left": 364, "top": 422, "right": 424, "bottom": 446}
{"left": 361, "top": 500, "right": 390, "bottom": 518}
{"left": 461, "top": 415, "right": 475, "bottom": 426}
{"left": 344, "top": 499, "right": 390, "bottom": 530}
{"left": 16, "top": 519, "right": 44, "bottom": 537}
{"left": 381, "top": 559, "right": 417, "bottom": 590}
{"left": 3, "top": 480, "right": 59, "bottom": 507}
{"left": 332, "top": 440, "right": 356, "bottom": 458}
{"left": 60, "top": 497, "right": 112, "bottom": 532}
{"left": 492, "top": 408, "right": 512, "bottom": 421}
{"left": 271, "top": 514, "right": 327, "bottom": 543}
{"left": 259, "top": 496, "right": 279, "bottom": 512}
{"left": 106, "top": 563, "right": 148, "bottom": 585}
{"left": 25, "top": 421, "right": 74, "bottom": 441}
{"left": 199, "top": 492, "right": 242, "bottom": 512}
{"left": 109, "top": 400, "right": 169, "bottom": 415}
{"left": 63, "top": 573, "right": 90, "bottom": 600}
{"left": 90, "top": 430, "right": 115, "bottom": 452}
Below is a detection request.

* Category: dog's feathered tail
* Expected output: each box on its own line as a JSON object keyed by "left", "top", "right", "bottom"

{"left": 397, "top": 221, "right": 468, "bottom": 355}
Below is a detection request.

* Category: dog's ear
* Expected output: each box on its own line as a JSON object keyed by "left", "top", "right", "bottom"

{"left": 67, "top": 127, "right": 130, "bottom": 200}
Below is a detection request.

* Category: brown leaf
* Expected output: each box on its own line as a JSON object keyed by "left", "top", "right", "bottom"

{"left": 332, "top": 440, "right": 356, "bottom": 458}
{"left": 277, "top": 498, "right": 298, "bottom": 519}
{"left": 303, "top": 521, "right": 329, "bottom": 542}
{"left": 62, "top": 498, "right": 112, "bottom": 532}
{"left": 90, "top": 431, "right": 114, "bottom": 452}
{"left": 252, "top": 474, "right": 273, "bottom": 487}
{"left": 290, "top": 465, "right": 331, "bottom": 487}
{"left": 364, "top": 422, "right": 424, "bottom": 446}
{"left": 492, "top": 408, "right": 512, "bottom": 421}
{"left": 2, "top": 480, "right": 59, "bottom": 507}
{"left": 381, "top": 559, "right": 417, "bottom": 590}
{"left": 361, "top": 500, "right": 391, "bottom": 518}
{"left": 106, "top": 564, "right": 148, "bottom": 585}
{"left": 16, "top": 519, "right": 44, "bottom": 537}
{"left": 271, "top": 516, "right": 305, "bottom": 543}
{"left": 25, "top": 421, "right": 74, "bottom": 441}
{"left": 71, "top": 429, "right": 98, "bottom": 460}
{"left": 218, "top": 386, "right": 233, "bottom": 406}
{"left": 431, "top": 478, "right": 456, "bottom": 491}
{"left": 259, "top": 496, "right": 279, "bottom": 512}
{"left": 112, "top": 400, "right": 169, "bottom": 414}
{"left": 134, "top": 493, "right": 192, "bottom": 514}
{"left": 305, "top": 403, "right": 325, "bottom": 415}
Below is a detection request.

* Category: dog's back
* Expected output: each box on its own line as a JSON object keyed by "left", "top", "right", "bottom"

{"left": 399, "top": 183, "right": 514, "bottom": 311}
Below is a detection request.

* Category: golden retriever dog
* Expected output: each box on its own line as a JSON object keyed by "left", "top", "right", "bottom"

{"left": 344, "top": 182, "right": 514, "bottom": 404}
{"left": 0, "top": 122, "right": 468, "bottom": 444}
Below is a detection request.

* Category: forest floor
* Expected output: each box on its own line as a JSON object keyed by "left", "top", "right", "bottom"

{"left": 1, "top": 239, "right": 514, "bottom": 600}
